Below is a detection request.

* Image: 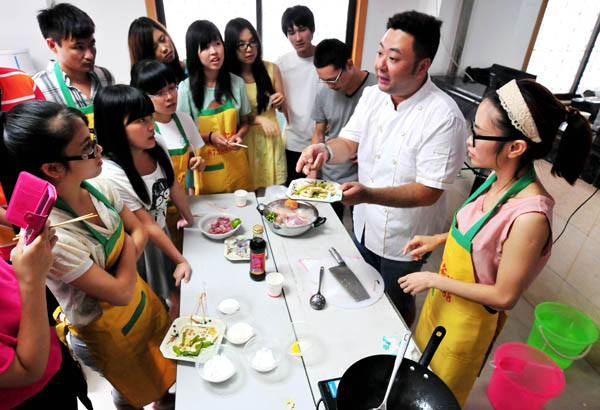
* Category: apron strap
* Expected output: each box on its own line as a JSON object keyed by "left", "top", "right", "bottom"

{"left": 54, "top": 182, "right": 123, "bottom": 256}
{"left": 54, "top": 61, "right": 101, "bottom": 110}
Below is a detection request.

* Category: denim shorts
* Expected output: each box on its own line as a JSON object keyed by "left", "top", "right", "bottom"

{"left": 353, "top": 233, "right": 428, "bottom": 312}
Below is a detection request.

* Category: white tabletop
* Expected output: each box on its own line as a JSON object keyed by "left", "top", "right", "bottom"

{"left": 176, "top": 193, "right": 413, "bottom": 409}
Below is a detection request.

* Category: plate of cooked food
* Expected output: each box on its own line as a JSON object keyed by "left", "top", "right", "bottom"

{"left": 160, "top": 316, "right": 226, "bottom": 363}
{"left": 224, "top": 235, "right": 268, "bottom": 261}
{"left": 286, "top": 178, "right": 343, "bottom": 203}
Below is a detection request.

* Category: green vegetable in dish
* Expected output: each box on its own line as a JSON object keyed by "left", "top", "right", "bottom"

{"left": 266, "top": 211, "right": 276, "bottom": 222}
{"left": 173, "top": 346, "right": 183, "bottom": 356}
{"left": 232, "top": 218, "right": 241, "bottom": 228}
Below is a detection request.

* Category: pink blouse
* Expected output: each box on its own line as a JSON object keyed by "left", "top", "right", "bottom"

{"left": 456, "top": 194, "right": 554, "bottom": 287}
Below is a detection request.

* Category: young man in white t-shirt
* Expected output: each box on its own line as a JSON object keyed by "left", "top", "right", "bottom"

{"left": 275, "top": 5, "right": 320, "bottom": 185}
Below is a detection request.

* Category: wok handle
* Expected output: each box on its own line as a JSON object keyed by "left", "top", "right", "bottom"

{"left": 329, "top": 247, "right": 344, "bottom": 264}
{"left": 256, "top": 203, "right": 266, "bottom": 216}
{"left": 418, "top": 326, "right": 446, "bottom": 368}
{"left": 313, "top": 216, "right": 326, "bottom": 228}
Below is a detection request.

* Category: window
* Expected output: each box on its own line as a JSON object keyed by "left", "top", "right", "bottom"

{"left": 160, "top": 0, "right": 350, "bottom": 63}
{"left": 525, "top": 0, "right": 600, "bottom": 95}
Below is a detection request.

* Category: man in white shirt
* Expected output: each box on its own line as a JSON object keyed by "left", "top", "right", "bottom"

{"left": 296, "top": 11, "right": 467, "bottom": 326}
{"left": 276, "top": 5, "right": 320, "bottom": 185}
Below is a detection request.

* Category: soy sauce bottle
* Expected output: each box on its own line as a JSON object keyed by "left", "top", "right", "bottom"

{"left": 249, "top": 225, "right": 266, "bottom": 281}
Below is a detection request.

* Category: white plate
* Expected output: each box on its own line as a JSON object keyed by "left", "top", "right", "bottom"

{"left": 159, "top": 316, "right": 226, "bottom": 363}
{"left": 224, "top": 235, "right": 268, "bottom": 261}
{"left": 195, "top": 213, "right": 241, "bottom": 240}
{"left": 286, "top": 178, "right": 342, "bottom": 203}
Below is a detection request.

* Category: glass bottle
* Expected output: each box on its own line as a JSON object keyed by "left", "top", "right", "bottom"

{"left": 249, "top": 224, "right": 266, "bottom": 281}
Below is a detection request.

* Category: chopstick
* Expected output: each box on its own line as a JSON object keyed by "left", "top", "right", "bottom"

{"left": 12, "top": 213, "right": 97, "bottom": 241}
{"left": 229, "top": 142, "right": 248, "bottom": 149}
{"left": 189, "top": 291, "right": 206, "bottom": 325}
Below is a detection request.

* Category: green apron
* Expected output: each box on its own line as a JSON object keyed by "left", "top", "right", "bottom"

{"left": 53, "top": 181, "right": 176, "bottom": 407}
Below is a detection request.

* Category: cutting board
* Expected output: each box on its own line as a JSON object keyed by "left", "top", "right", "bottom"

{"left": 299, "top": 255, "right": 384, "bottom": 309}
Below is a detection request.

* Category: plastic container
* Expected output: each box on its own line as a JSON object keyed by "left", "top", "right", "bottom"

{"left": 526, "top": 302, "right": 599, "bottom": 369}
{"left": 487, "top": 342, "right": 565, "bottom": 410}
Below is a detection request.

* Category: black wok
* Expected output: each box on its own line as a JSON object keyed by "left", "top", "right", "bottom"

{"left": 336, "top": 326, "right": 460, "bottom": 410}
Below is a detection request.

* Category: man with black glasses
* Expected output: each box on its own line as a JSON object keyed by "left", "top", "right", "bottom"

{"left": 311, "top": 39, "right": 377, "bottom": 221}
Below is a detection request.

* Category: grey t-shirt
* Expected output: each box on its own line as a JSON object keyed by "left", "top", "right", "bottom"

{"left": 311, "top": 71, "right": 377, "bottom": 183}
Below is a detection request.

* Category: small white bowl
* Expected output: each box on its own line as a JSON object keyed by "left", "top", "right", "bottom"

{"left": 225, "top": 322, "right": 254, "bottom": 345}
{"left": 197, "top": 213, "right": 241, "bottom": 240}
{"left": 286, "top": 321, "right": 316, "bottom": 357}
{"left": 243, "top": 336, "right": 283, "bottom": 372}
{"left": 195, "top": 345, "right": 237, "bottom": 383}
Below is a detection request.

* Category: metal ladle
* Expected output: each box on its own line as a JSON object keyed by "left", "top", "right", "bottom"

{"left": 309, "top": 266, "right": 326, "bottom": 310}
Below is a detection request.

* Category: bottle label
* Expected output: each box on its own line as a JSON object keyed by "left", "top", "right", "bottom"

{"left": 250, "top": 252, "right": 266, "bottom": 275}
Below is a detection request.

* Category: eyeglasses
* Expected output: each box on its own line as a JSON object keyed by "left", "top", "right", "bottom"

{"left": 149, "top": 84, "right": 178, "bottom": 99}
{"left": 318, "top": 69, "right": 343, "bottom": 84}
{"left": 59, "top": 136, "right": 98, "bottom": 161}
{"left": 469, "top": 120, "right": 514, "bottom": 147}
{"left": 237, "top": 40, "right": 258, "bottom": 51}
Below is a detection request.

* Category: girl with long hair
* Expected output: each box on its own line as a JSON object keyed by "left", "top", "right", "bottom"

{"left": 131, "top": 59, "right": 205, "bottom": 251}
{"left": 95, "top": 84, "right": 194, "bottom": 321}
{"left": 0, "top": 101, "right": 175, "bottom": 409}
{"left": 128, "top": 16, "right": 186, "bottom": 83}
{"left": 400, "top": 79, "right": 593, "bottom": 406}
{"left": 225, "top": 17, "right": 287, "bottom": 188}
{"left": 177, "top": 20, "right": 253, "bottom": 194}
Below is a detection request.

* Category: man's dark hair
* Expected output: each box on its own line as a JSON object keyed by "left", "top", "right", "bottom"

{"left": 314, "top": 39, "right": 351, "bottom": 70}
{"left": 386, "top": 10, "right": 442, "bottom": 63}
{"left": 281, "top": 5, "right": 315, "bottom": 35}
{"left": 37, "top": 2, "right": 95, "bottom": 44}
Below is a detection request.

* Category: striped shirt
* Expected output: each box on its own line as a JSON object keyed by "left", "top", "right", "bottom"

{"left": 0, "top": 67, "right": 45, "bottom": 111}
{"left": 32, "top": 61, "right": 114, "bottom": 108}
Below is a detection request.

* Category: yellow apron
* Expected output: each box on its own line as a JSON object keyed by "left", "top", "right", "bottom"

{"left": 414, "top": 167, "right": 536, "bottom": 406}
{"left": 53, "top": 182, "right": 175, "bottom": 407}
{"left": 193, "top": 99, "right": 253, "bottom": 194}
{"left": 155, "top": 113, "right": 191, "bottom": 251}
{"left": 54, "top": 61, "right": 98, "bottom": 135}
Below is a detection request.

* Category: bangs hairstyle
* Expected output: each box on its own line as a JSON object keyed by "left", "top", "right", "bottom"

{"left": 37, "top": 2, "right": 95, "bottom": 43}
{"left": 281, "top": 5, "right": 315, "bottom": 35}
{"left": 314, "top": 39, "right": 351, "bottom": 70}
{"left": 131, "top": 59, "right": 177, "bottom": 95}
{"left": 128, "top": 17, "right": 186, "bottom": 83}
{"left": 225, "top": 18, "right": 274, "bottom": 113}
{"left": 94, "top": 85, "right": 174, "bottom": 205}
{"left": 0, "top": 101, "right": 87, "bottom": 201}
{"left": 186, "top": 20, "right": 234, "bottom": 112}
{"left": 386, "top": 10, "right": 442, "bottom": 63}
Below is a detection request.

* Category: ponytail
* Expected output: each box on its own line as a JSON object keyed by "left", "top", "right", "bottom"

{"left": 0, "top": 111, "right": 18, "bottom": 201}
{"left": 551, "top": 107, "right": 592, "bottom": 185}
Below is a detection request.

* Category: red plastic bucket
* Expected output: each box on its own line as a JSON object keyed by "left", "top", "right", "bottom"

{"left": 487, "top": 342, "right": 565, "bottom": 410}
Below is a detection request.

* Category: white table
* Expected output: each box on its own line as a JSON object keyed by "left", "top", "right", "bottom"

{"left": 176, "top": 193, "right": 413, "bottom": 409}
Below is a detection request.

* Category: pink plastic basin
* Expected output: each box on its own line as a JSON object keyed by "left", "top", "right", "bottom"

{"left": 488, "top": 342, "right": 565, "bottom": 410}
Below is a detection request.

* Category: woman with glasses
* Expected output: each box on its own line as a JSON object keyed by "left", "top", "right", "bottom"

{"left": 399, "top": 79, "right": 592, "bottom": 406}
{"left": 128, "top": 16, "right": 187, "bottom": 84}
{"left": 95, "top": 84, "right": 194, "bottom": 324}
{"left": 0, "top": 101, "right": 176, "bottom": 409}
{"left": 177, "top": 20, "right": 253, "bottom": 194}
{"left": 131, "top": 59, "right": 205, "bottom": 252}
{"left": 225, "top": 17, "right": 288, "bottom": 189}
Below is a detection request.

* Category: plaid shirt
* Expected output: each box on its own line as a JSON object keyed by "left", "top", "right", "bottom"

{"left": 33, "top": 61, "right": 114, "bottom": 108}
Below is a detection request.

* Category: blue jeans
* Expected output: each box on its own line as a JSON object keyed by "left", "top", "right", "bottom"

{"left": 353, "top": 233, "right": 428, "bottom": 314}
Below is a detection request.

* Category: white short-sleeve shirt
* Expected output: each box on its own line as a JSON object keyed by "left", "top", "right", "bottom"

{"left": 340, "top": 76, "right": 468, "bottom": 261}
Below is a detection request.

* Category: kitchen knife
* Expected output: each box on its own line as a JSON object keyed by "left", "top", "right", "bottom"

{"left": 328, "top": 247, "right": 370, "bottom": 302}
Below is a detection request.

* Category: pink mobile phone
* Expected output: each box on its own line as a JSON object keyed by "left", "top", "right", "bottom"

{"left": 6, "top": 172, "right": 57, "bottom": 245}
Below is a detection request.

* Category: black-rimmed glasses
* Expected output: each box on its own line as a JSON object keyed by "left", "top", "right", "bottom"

{"left": 237, "top": 40, "right": 258, "bottom": 51}
{"left": 318, "top": 69, "right": 343, "bottom": 84}
{"left": 59, "top": 137, "right": 98, "bottom": 161}
{"left": 470, "top": 120, "right": 514, "bottom": 147}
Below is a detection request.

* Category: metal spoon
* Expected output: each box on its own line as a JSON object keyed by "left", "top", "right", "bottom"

{"left": 309, "top": 266, "right": 326, "bottom": 310}
{"left": 371, "top": 331, "right": 412, "bottom": 410}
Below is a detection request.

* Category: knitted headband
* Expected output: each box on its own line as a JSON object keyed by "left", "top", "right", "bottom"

{"left": 496, "top": 79, "right": 541, "bottom": 143}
